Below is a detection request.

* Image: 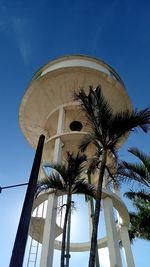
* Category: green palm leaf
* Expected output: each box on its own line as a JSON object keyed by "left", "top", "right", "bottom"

{"left": 124, "top": 190, "right": 150, "bottom": 242}
{"left": 109, "top": 108, "right": 150, "bottom": 139}
{"left": 36, "top": 174, "right": 64, "bottom": 196}
{"left": 75, "top": 86, "right": 150, "bottom": 154}
{"left": 128, "top": 147, "right": 150, "bottom": 173}
{"left": 72, "top": 178, "right": 96, "bottom": 198}
{"left": 118, "top": 147, "right": 150, "bottom": 187}
{"left": 118, "top": 161, "right": 150, "bottom": 187}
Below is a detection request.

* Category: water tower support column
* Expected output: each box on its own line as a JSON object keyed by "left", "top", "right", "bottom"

{"left": 119, "top": 226, "right": 135, "bottom": 267}
{"left": 40, "top": 106, "right": 65, "bottom": 267}
{"left": 53, "top": 106, "right": 65, "bottom": 163}
{"left": 40, "top": 193, "right": 57, "bottom": 267}
{"left": 103, "top": 197, "right": 122, "bottom": 267}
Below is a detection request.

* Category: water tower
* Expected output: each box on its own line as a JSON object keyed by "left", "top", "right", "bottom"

{"left": 19, "top": 55, "right": 135, "bottom": 267}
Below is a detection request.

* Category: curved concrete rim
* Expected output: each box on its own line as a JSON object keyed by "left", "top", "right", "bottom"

{"left": 54, "top": 237, "right": 108, "bottom": 252}
{"left": 32, "top": 188, "right": 130, "bottom": 226}
{"left": 45, "top": 131, "right": 88, "bottom": 145}
{"left": 30, "top": 189, "right": 129, "bottom": 250}
{"left": 32, "top": 55, "right": 125, "bottom": 86}
{"left": 30, "top": 189, "right": 129, "bottom": 251}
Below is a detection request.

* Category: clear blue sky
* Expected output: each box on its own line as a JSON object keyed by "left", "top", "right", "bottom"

{"left": 0, "top": 0, "right": 150, "bottom": 266}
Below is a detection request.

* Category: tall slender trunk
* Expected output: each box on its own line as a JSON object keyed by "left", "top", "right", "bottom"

{"left": 88, "top": 172, "right": 100, "bottom": 267}
{"left": 88, "top": 149, "right": 107, "bottom": 267}
{"left": 60, "top": 193, "right": 71, "bottom": 267}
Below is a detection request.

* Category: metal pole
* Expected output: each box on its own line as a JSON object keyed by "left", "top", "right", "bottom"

{"left": 9, "top": 134, "right": 45, "bottom": 267}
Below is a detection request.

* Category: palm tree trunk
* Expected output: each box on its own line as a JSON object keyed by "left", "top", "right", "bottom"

{"left": 88, "top": 172, "right": 100, "bottom": 267}
{"left": 60, "top": 193, "right": 71, "bottom": 267}
{"left": 88, "top": 149, "right": 107, "bottom": 267}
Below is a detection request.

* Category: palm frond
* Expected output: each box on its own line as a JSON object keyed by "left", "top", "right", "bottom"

{"left": 36, "top": 173, "right": 64, "bottom": 197}
{"left": 38, "top": 152, "right": 88, "bottom": 197}
{"left": 87, "top": 156, "right": 101, "bottom": 174}
{"left": 75, "top": 86, "right": 150, "bottom": 158}
{"left": 35, "top": 177, "right": 51, "bottom": 197}
{"left": 124, "top": 190, "right": 150, "bottom": 202}
{"left": 89, "top": 86, "right": 113, "bottom": 135}
{"left": 72, "top": 178, "right": 96, "bottom": 198}
{"left": 117, "top": 161, "right": 150, "bottom": 187}
{"left": 49, "top": 163, "right": 67, "bottom": 179}
{"left": 65, "top": 152, "right": 87, "bottom": 182}
{"left": 124, "top": 191, "right": 138, "bottom": 201}
{"left": 79, "top": 133, "right": 97, "bottom": 152}
{"left": 126, "top": 191, "right": 150, "bottom": 242}
{"left": 108, "top": 108, "right": 150, "bottom": 146}
{"left": 135, "top": 191, "right": 150, "bottom": 201}
{"left": 128, "top": 147, "right": 150, "bottom": 173}
{"left": 74, "top": 86, "right": 113, "bottom": 142}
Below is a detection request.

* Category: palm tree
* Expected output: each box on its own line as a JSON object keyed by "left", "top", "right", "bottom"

{"left": 74, "top": 85, "right": 150, "bottom": 267}
{"left": 36, "top": 152, "right": 96, "bottom": 267}
{"left": 117, "top": 147, "right": 150, "bottom": 242}
{"left": 124, "top": 190, "right": 150, "bottom": 242}
{"left": 118, "top": 147, "right": 150, "bottom": 188}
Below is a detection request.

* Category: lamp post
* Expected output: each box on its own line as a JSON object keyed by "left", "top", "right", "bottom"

{"left": 9, "top": 134, "right": 45, "bottom": 267}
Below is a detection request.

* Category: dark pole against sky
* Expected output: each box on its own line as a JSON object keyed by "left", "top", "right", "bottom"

{"left": 9, "top": 134, "right": 45, "bottom": 267}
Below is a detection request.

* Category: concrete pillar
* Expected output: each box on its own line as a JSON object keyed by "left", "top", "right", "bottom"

{"left": 112, "top": 184, "right": 122, "bottom": 225}
{"left": 53, "top": 106, "right": 65, "bottom": 163}
{"left": 112, "top": 183, "right": 120, "bottom": 197}
{"left": 103, "top": 197, "right": 122, "bottom": 267}
{"left": 40, "top": 193, "right": 57, "bottom": 267}
{"left": 87, "top": 198, "right": 100, "bottom": 267}
{"left": 119, "top": 226, "right": 135, "bottom": 267}
{"left": 40, "top": 106, "right": 65, "bottom": 267}
{"left": 87, "top": 198, "right": 94, "bottom": 238}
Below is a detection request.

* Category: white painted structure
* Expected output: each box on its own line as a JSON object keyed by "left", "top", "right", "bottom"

{"left": 19, "top": 55, "right": 135, "bottom": 267}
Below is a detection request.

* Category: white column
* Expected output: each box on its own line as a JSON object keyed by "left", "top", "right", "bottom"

{"left": 40, "top": 106, "right": 65, "bottom": 267}
{"left": 112, "top": 184, "right": 122, "bottom": 225}
{"left": 112, "top": 183, "right": 120, "bottom": 197}
{"left": 53, "top": 106, "right": 65, "bottom": 162}
{"left": 87, "top": 199, "right": 93, "bottom": 238}
{"left": 40, "top": 193, "right": 57, "bottom": 267}
{"left": 119, "top": 226, "right": 135, "bottom": 267}
{"left": 103, "top": 197, "right": 122, "bottom": 267}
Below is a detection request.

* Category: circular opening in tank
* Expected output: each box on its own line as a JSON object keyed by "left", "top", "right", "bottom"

{"left": 69, "top": 121, "right": 83, "bottom": 131}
